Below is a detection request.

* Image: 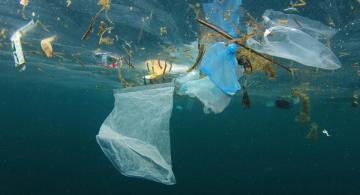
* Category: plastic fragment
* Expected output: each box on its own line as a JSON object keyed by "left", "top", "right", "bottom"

{"left": 66, "top": 0, "right": 71, "bottom": 7}
{"left": 10, "top": 20, "right": 36, "bottom": 71}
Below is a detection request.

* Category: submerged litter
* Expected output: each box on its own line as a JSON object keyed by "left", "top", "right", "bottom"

{"left": 5, "top": 0, "right": 348, "bottom": 185}
{"left": 176, "top": 71, "right": 232, "bottom": 114}
{"left": 322, "top": 129, "right": 331, "bottom": 137}
{"left": 11, "top": 20, "right": 36, "bottom": 72}
{"left": 97, "top": 83, "right": 176, "bottom": 185}
{"left": 263, "top": 10, "right": 337, "bottom": 40}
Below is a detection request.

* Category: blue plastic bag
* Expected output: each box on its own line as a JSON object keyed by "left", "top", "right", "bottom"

{"left": 200, "top": 0, "right": 244, "bottom": 95}
{"left": 200, "top": 42, "right": 241, "bottom": 95}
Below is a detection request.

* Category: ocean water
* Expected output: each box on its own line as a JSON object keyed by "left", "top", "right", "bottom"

{"left": 1, "top": 0, "right": 360, "bottom": 194}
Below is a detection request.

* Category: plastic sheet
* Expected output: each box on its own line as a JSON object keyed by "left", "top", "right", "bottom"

{"left": 263, "top": 9, "right": 337, "bottom": 40}
{"left": 97, "top": 83, "right": 176, "bottom": 185}
{"left": 202, "top": 0, "right": 243, "bottom": 37}
{"left": 200, "top": 42, "right": 242, "bottom": 95}
{"left": 248, "top": 25, "right": 341, "bottom": 70}
{"left": 176, "top": 71, "right": 232, "bottom": 114}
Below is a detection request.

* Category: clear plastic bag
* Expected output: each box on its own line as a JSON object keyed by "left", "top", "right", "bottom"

{"left": 176, "top": 71, "right": 232, "bottom": 114}
{"left": 263, "top": 9, "right": 337, "bottom": 40}
{"left": 248, "top": 25, "right": 341, "bottom": 70}
{"left": 97, "top": 83, "right": 176, "bottom": 185}
{"left": 202, "top": 0, "right": 243, "bottom": 37}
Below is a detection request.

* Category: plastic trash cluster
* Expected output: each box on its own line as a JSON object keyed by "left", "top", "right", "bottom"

{"left": 97, "top": 0, "right": 342, "bottom": 185}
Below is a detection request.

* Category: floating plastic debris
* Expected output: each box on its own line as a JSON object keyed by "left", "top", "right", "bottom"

{"left": 97, "top": 83, "right": 176, "bottom": 185}
{"left": 263, "top": 10, "right": 337, "bottom": 40}
{"left": 10, "top": 20, "right": 36, "bottom": 71}
{"left": 248, "top": 25, "right": 341, "bottom": 70}
{"left": 176, "top": 71, "right": 232, "bottom": 114}
{"left": 322, "top": 129, "right": 331, "bottom": 137}
{"left": 66, "top": 0, "right": 71, "bottom": 7}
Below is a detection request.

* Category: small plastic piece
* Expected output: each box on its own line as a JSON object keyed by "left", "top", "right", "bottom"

{"left": 10, "top": 20, "right": 36, "bottom": 71}
{"left": 97, "top": 83, "right": 176, "bottom": 185}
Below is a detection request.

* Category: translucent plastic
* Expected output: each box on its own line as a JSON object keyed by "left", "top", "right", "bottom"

{"left": 202, "top": 0, "right": 243, "bottom": 37}
{"left": 97, "top": 83, "right": 176, "bottom": 185}
{"left": 200, "top": 42, "right": 242, "bottom": 95}
{"left": 248, "top": 25, "right": 341, "bottom": 70}
{"left": 263, "top": 10, "right": 337, "bottom": 40}
{"left": 176, "top": 71, "right": 232, "bottom": 114}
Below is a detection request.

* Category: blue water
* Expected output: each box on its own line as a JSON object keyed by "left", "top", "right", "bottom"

{"left": 1, "top": 0, "right": 360, "bottom": 194}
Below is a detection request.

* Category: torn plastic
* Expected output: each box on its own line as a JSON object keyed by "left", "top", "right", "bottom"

{"left": 176, "top": 71, "right": 232, "bottom": 114}
{"left": 199, "top": 0, "right": 244, "bottom": 95}
{"left": 10, "top": 20, "right": 36, "bottom": 71}
{"left": 263, "top": 9, "right": 337, "bottom": 40}
{"left": 97, "top": 83, "right": 176, "bottom": 185}
{"left": 247, "top": 25, "right": 341, "bottom": 70}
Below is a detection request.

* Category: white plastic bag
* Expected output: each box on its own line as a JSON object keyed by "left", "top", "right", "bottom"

{"left": 97, "top": 83, "right": 176, "bottom": 185}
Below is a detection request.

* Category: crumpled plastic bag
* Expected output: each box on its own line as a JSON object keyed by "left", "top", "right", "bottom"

{"left": 176, "top": 71, "right": 232, "bottom": 114}
{"left": 199, "top": 0, "right": 244, "bottom": 95}
{"left": 200, "top": 42, "right": 242, "bottom": 95}
{"left": 247, "top": 25, "right": 341, "bottom": 70}
{"left": 97, "top": 83, "right": 176, "bottom": 185}
{"left": 263, "top": 9, "right": 337, "bottom": 40}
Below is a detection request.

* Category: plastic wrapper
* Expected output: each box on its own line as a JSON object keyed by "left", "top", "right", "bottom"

{"left": 176, "top": 71, "right": 232, "bottom": 114}
{"left": 263, "top": 9, "right": 337, "bottom": 40}
{"left": 200, "top": 42, "right": 242, "bottom": 95}
{"left": 97, "top": 83, "right": 176, "bottom": 185}
{"left": 247, "top": 25, "right": 341, "bottom": 70}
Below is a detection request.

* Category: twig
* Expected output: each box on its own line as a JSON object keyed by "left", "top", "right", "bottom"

{"left": 187, "top": 43, "right": 205, "bottom": 72}
{"left": 82, "top": 7, "right": 105, "bottom": 41}
{"left": 196, "top": 18, "right": 293, "bottom": 73}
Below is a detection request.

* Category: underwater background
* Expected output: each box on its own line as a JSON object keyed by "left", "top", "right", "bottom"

{"left": 1, "top": 0, "right": 360, "bottom": 194}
